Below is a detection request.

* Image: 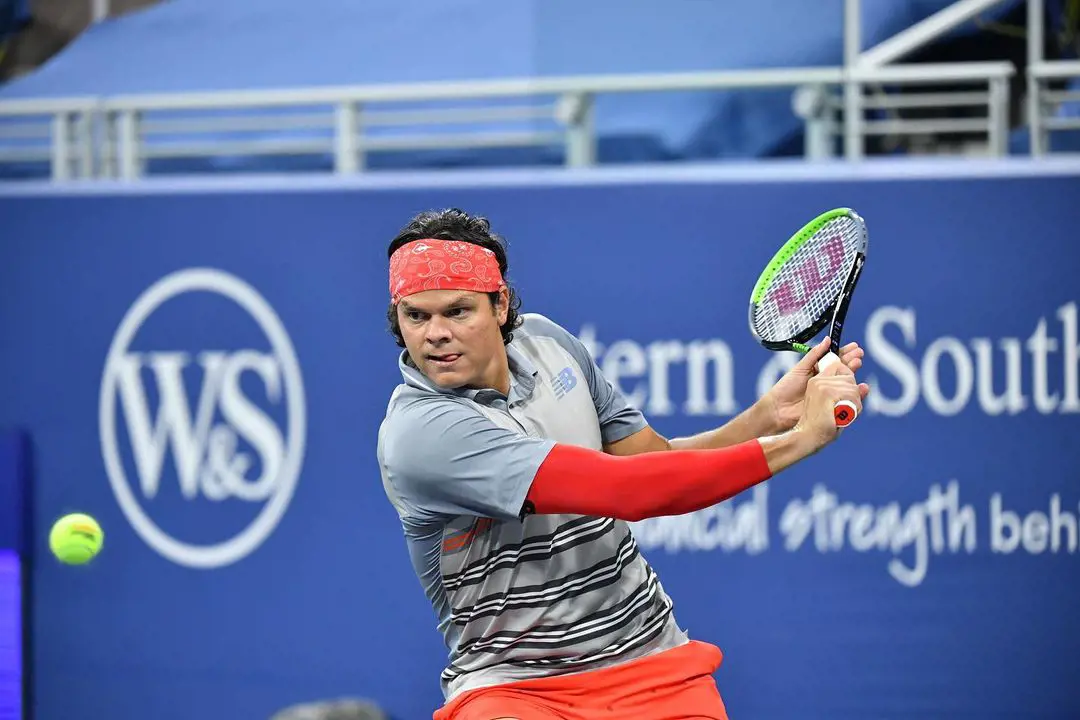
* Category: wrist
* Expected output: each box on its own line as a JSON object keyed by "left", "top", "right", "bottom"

{"left": 753, "top": 393, "right": 785, "bottom": 436}
{"left": 757, "top": 427, "right": 819, "bottom": 475}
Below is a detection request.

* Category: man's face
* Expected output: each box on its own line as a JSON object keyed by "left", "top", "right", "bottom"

{"left": 397, "top": 288, "right": 510, "bottom": 390}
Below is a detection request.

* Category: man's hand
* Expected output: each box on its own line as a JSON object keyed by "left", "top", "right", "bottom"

{"left": 761, "top": 337, "right": 870, "bottom": 434}
{"left": 605, "top": 337, "right": 870, "bottom": 458}
{"left": 795, "top": 355, "right": 867, "bottom": 447}
{"left": 759, "top": 352, "right": 867, "bottom": 473}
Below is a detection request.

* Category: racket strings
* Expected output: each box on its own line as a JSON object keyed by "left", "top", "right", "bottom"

{"left": 752, "top": 217, "right": 861, "bottom": 342}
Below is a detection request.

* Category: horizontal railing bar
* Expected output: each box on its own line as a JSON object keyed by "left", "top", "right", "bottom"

{"left": 101, "top": 67, "right": 849, "bottom": 110}
{"left": 847, "top": 61, "right": 1014, "bottom": 84}
{"left": 141, "top": 114, "right": 334, "bottom": 134}
{"left": 364, "top": 105, "right": 556, "bottom": 126}
{"left": 861, "top": 117, "right": 991, "bottom": 134}
{"left": 1045, "top": 117, "right": 1080, "bottom": 130}
{"left": 0, "top": 148, "right": 53, "bottom": 161}
{"left": 361, "top": 131, "right": 565, "bottom": 151}
{"left": 0, "top": 98, "right": 100, "bottom": 115}
{"left": 0, "top": 123, "right": 54, "bottom": 139}
{"left": 860, "top": 91, "right": 990, "bottom": 109}
{"left": 1029, "top": 61, "right": 1080, "bottom": 80}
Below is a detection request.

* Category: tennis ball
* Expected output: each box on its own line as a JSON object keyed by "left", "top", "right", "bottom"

{"left": 49, "top": 513, "right": 104, "bottom": 565}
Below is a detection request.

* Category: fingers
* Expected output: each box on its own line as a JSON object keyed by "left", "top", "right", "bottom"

{"left": 841, "top": 379, "right": 864, "bottom": 415}
{"left": 797, "top": 336, "right": 833, "bottom": 373}
{"left": 811, "top": 340, "right": 868, "bottom": 380}
{"left": 803, "top": 344, "right": 871, "bottom": 441}
{"left": 817, "top": 354, "right": 854, "bottom": 377}
{"left": 815, "top": 374, "right": 864, "bottom": 412}
{"left": 840, "top": 342, "right": 865, "bottom": 371}
{"left": 800, "top": 373, "right": 864, "bottom": 448}
{"left": 808, "top": 375, "right": 865, "bottom": 436}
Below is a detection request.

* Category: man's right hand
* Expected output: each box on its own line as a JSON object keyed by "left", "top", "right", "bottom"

{"left": 757, "top": 355, "right": 865, "bottom": 475}
{"left": 795, "top": 358, "right": 865, "bottom": 451}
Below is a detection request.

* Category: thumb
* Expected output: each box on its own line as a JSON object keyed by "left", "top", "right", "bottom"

{"left": 795, "top": 336, "right": 832, "bottom": 373}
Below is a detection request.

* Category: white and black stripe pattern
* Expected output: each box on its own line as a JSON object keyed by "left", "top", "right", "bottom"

{"left": 456, "top": 568, "right": 663, "bottom": 656}
{"left": 512, "top": 596, "right": 673, "bottom": 668}
{"left": 441, "top": 569, "right": 672, "bottom": 684}
{"left": 450, "top": 532, "right": 641, "bottom": 626}
{"left": 443, "top": 516, "right": 614, "bottom": 592}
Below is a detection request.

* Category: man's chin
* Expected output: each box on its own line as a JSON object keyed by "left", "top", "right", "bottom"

{"left": 424, "top": 365, "right": 469, "bottom": 389}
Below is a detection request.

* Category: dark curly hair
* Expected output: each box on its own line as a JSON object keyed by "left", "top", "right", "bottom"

{"left": 386, "top": 208, "right": 523, "bottom": 348}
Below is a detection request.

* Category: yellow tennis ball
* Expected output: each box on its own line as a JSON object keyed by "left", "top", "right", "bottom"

{"left": 49, "top": 513, "right": 104, "bottom": 565}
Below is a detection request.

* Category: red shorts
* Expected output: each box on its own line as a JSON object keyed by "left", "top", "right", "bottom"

{"left": 433, "top": 640, "right": 728, "bottom": 720}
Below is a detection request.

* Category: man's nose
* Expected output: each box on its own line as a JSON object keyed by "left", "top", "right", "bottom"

{"left": 425, "top": 316, "right": 452, "bottom": 343}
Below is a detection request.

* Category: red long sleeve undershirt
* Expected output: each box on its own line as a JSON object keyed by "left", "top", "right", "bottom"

{"left": 523, "top": 439, "right": 773, "bottom": 522}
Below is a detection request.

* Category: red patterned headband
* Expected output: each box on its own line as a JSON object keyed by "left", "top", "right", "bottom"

{"left": 389, "top": 238, "right": 505, "bottom": 304}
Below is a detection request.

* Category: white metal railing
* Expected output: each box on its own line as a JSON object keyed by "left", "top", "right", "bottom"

{"left": 106, "top": 67, "right": 861, "bottom": 179}
{"left": 1026, "top": 0, "right": 1080, "bottom": 155}
{"left": 1028, "top": 61, "right": 1080, "bottom": 155}
{"left": 0, "top": 97, "right": 99, "bottom": 180}
{"left": 96, "top": 66, "right": 849, "bottom": 179}
{"left": 796, "top": 61, "right": 1015, "bottom": 159}
{"left": 0, "top": 0, "right": 1075, "bottom": 180}
{"left": 0, "top": 63, "right": 1018, "bottom": 180}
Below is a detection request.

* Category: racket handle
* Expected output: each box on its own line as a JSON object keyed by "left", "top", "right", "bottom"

{"left": 833, "top": 400, "right": 858, "bottom": 427}
{"left": 814, "top": 351, "right": 859, "bottom": 427}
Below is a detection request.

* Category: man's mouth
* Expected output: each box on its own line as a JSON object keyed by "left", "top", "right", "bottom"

{"left": 427, "top": 353, "right": 462, "bottom": 366}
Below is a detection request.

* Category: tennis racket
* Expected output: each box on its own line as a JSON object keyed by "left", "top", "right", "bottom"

{"left": 748, "top": 207, "right": 868, "bottom": 427}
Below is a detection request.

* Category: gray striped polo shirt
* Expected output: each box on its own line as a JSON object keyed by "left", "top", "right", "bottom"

{"left": 377, "top": 313, "right": 689, "bottom": 701}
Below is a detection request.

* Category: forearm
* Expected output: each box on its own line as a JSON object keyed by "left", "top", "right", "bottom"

{"left": 526, "top": 432, "right": 812, "bottom": 522}
{"left": 668, "top": 401, "right": 777, "bottom": 451}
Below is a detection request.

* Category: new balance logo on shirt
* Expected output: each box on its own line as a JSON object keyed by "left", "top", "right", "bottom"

{"left": 551, "top": 367, "right": 577, "bottom": 399}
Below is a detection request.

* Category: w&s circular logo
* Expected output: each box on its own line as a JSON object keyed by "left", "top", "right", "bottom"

{"left": 99, "top": 268, "right": 307, "bottom": 569}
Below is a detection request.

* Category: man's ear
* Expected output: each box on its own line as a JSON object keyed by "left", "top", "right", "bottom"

{"left": 494, "top": 287, "right": 510, "bottom": 325}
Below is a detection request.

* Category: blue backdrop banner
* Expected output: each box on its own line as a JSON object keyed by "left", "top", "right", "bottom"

{"left": 1, "top": 164, "right": 1078, "bottom": 720}
{"left": 0, "top": 433, "right": 28, "bottom": 554}
{"left": 0, "top": 431, "right": 28, "bottom": 720}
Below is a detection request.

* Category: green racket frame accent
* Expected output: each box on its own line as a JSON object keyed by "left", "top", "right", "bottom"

{"left": 749, "top": 208, "right": 854, "bottom": 305}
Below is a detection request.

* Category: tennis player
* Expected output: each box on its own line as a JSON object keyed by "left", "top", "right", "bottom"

{"left": 378, "top": 209, "right": 869, "bottom": 720}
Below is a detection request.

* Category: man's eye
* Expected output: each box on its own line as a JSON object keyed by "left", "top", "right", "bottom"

{"left": 406, "top": 311, "right": 424, "bottom": 322}
{"left": 447, "top": 307, "right": 468, "bottom": 318}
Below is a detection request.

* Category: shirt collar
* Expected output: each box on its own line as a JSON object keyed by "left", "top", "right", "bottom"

{"left": 398, "top": 341, "right": 539, "bottom": 403}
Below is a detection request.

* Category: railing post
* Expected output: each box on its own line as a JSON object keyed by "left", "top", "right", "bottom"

{"left": 1028, "top": 0, "right": 1045, "bottom": 155}
{"left": 91, "top": 0, "right": 109, "bottom": 23}
{"left": 987, "top": 76, "right": 1008, "bottom": 156}
{"left": 100, "top": 110, "right": 116, "bottom": 179}
{"left": 50, "top": 112, "right": 71, "bottom": 181}
{"left": 793, "top": 84, "right": 833, "bottom": 159}
{"left": 560, "top": 92, "right": 595, "bottom": 168}
{"left": 334, "top": 101, "right": 359, "bottom": 174}
{"left": 117, "top": 110, "right": 140, "bottom": 180}
{"left": 75, "top": 110, "right": 94, "bottom": 178}
{"left": 355, "top": 104, "right": 366, "bottom": 172}
{"left": 844, "top": 0, "right": 864, "bottom": 160}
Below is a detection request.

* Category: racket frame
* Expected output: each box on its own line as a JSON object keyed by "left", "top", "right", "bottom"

{"left": 748, "top": 207, "right": 868, "bottom": 357}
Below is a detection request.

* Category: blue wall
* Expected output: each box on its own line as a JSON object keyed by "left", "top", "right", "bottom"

{"left": 1, "top": 162, "right": 1079, "bottom": 720}
{"left": 0, "top": 432, "right": 28, "bottom": 720}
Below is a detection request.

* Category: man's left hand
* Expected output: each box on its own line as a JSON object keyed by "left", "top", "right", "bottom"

{"left": 762, "top": 337, "right": 871, "bottom": 434}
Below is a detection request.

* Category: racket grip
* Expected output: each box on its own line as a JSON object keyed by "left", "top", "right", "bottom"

{"left": 814, "top": 351, "right": 859, "bottom": 427}
{"left": 833, "top": 400, "right": 858, "bottom": 427}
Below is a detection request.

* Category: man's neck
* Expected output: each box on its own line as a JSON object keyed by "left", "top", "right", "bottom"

{"left": 471, "top": 352, "right": 511, "bottom": 396}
